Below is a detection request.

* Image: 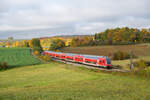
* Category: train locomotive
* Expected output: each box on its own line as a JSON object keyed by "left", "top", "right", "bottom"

{"left": 43, "top": 51, "right": 112, "bottom": 68}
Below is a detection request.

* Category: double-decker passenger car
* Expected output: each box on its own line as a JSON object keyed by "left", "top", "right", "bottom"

{"left": 43, "top": 51, "right": 112, "bottom": 68}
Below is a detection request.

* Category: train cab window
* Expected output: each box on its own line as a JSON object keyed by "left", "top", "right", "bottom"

{"left": 103, "top": 60, "right": 105, "bottom": 64}
{"left": 106, "top": 58, "right": 111, "bottom": 64}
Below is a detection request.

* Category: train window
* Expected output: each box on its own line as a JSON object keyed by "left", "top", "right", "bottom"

{"left": 103, "top": 60, "right": 105, "bottom": 64}
{"left": 67, "top": 58, "right": 73, "bottom": 60}
{"left": 86, "top": 60, "right": 97, "bottom": 64}
{"left": 79, "top": 58, "right": 83, "bottom": 60}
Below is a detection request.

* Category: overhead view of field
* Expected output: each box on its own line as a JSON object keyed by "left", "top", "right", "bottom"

{"left": 0, "top": 48, "right": 42, "bottom": 67}
{"left": 0, "top": 62, "right": 150, "bottom": 100}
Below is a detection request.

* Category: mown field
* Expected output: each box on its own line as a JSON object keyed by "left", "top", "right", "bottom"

{"left": 0, "top": 48, "right": 42, "bottom": 67}
{"left": 0, "top": 62, "right": 150, "bottom": 100}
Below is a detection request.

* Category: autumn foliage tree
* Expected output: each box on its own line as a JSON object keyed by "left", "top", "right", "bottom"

{"left": 30, "top": 38, "right": 43, "bottom": 53}
{"left": 12, "top": 40, "right": 29, "bottom": 47}
{"left": 70, "top": 36, "right": 93, "bottom": 47}
{"left": 49, "top": 39, "right": 65, "bottom": 51}
{"left": 94, "top": 27, "right": 150, "bottom": 45}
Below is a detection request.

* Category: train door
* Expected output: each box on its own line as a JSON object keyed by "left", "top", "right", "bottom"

{"left": 103, "top": 59, "right": 106, "bottom": 66}
{"left": 99, "top": 59, "right": 103, "bottom": 66}
{"left": 99, "top": 58, "right": 106, "bottom": 66}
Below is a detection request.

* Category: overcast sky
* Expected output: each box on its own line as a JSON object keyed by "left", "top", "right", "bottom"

{"left": 0, "top": 0, "right": 150, "bottom": 39}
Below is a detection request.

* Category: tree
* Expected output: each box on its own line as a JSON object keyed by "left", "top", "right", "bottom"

{"left": 31, "top": 38, "right": 43, "bottom": 53}
{"left": 49, "top": 39, "right": 65, "bottom": 51}
{"left": 15, "top": 41, "right": 20, "bottom": 47}
{"left": 94, "top": 27, "right": 150, "bottom": 45}
{"left": 22, "top": 40, "right": 29, "bottom": 47}
{"left": 70, "top": 37, "right": 80, "bottom": 47}
{"left": 6, "top": 42, "right": 11, "bottom": 47}
{"left": 28, "top": 40, "right": 33, "bottom": 48}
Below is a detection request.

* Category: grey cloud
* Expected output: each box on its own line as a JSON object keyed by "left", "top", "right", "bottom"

{"left": 0, "top": 0, "right": 150, "bottom": 39}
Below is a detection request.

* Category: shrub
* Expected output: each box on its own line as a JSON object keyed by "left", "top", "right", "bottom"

{"left": 133, "top": 59, "right": 148, "bottom": 71}
{"left": 0, "top": 62, "right": 9, "bottom": 70}
{"left": 40, "top": 55, "right": 52, "bottom": 62}
{"left": 112, "top": 51, "right": 135, "bottom": 60}
{"left": 33, "top": 46, "right": 42, "bottom": 53}
{"left": 132, "top": 60, "right": 150, "bottom": 78}
{"left": 34, "top": 50, "right": 40, "bottom": 56}
{"left": 49, "top": 39, "right": 65, "bottom": 50}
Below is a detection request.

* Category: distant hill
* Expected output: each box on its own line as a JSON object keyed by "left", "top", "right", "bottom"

{"left": 38, "top": 35, "right": 92, "bottom": 39}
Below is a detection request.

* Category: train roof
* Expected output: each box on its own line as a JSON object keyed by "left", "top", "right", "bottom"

{"left": 44, "top": 50, "right": 108, "bottom": 59}
{"left": 65, "top": 53, "right": 78, "bottom": 56}
{"left": 82, "top": 54, "right": 107, "bottom": 59}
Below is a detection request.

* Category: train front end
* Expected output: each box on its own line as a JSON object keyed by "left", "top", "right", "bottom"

{"left": 106, "top": 58, "right": 112, "bottom": 68}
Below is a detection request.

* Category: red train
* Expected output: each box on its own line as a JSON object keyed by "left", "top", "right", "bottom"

{"left": 43, "top": 51, "right": 112, "bottom": 68}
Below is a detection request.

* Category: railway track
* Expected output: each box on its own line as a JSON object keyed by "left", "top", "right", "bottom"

{"left": 53, "top": 58, "right": 129, "bottom": 73}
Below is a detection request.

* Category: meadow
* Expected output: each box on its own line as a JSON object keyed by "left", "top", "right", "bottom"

{"left": 0, "top": 48, "right": 42, "bottom": 67}
{"left": 0, "top": 62, "right": 150, "bottom": 100}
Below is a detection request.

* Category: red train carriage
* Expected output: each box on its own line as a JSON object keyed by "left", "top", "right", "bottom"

{"left": 83, "top": 56, "right": 98, "bottom": 66}
{"left": 74, "top": 55, "right": 84, "bottom": 63}
{"left": 65, "top": 53, "right": 76, "bottom": 61}
{"left": 59, "top": 53, "right": 66, "bottom": 60}
{"left": 43, "top": 51, "right": 112, "bottom": 68}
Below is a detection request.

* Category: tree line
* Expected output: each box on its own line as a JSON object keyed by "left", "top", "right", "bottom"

{"left": 3, "top": 27, "right": 150, "bottom": 51}
{"left": 94, "top": 27, "right": 150, "bottom": 45}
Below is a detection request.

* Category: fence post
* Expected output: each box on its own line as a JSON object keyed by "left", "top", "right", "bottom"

{"left": 130, "top": 51, "right": 134, "bottom": 70}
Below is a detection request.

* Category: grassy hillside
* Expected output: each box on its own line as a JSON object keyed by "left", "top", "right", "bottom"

{"left": 0, "top": 62, "right": 150, "bottom": 100}
{"left": 0, "top": 48, "right": 42, "bottom": 67}
{"left": 61, "top": 43, "right": 150, "bottom": 57}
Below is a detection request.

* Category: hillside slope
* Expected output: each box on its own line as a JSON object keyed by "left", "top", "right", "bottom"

{"left": 0, "top": 62, "right": 150, "bottom": 100}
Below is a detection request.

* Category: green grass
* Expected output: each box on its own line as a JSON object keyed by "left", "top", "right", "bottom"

{"left": 0, "top": 62, "right": 150, "bottom": 100}
{"left": 0, "top": 48, "right": 42, "bottom": 67}
{"left": 112, "top": 56, "right": 150, "bottom": 70}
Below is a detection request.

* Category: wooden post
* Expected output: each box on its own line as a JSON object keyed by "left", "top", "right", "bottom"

{"left": 130, "top": 51, "right": 134, "bottom": 70}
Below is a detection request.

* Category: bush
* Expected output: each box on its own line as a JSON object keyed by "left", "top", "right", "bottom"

{"left": 112, "top": 51, "right": 135, "bottom": 60}
{"left": 0, "top": 62, "right": 9, "bottom": 70}
{"left": 34, "top": 50, "right": 40, "bottom": 56}
{"left": 40, "top": 55, "right": 52, "bottom": 62}
{"left": 133, "top": 60, "right": 148, "bottom": 71}
{"left": 50, "top": 39, "right": 65, "bottom": 51}
{"left": 132, "top": 60, "right": 150, "bottom": 78}
{"left": 33, "top": 46, "right": 42, "bottom": 53}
